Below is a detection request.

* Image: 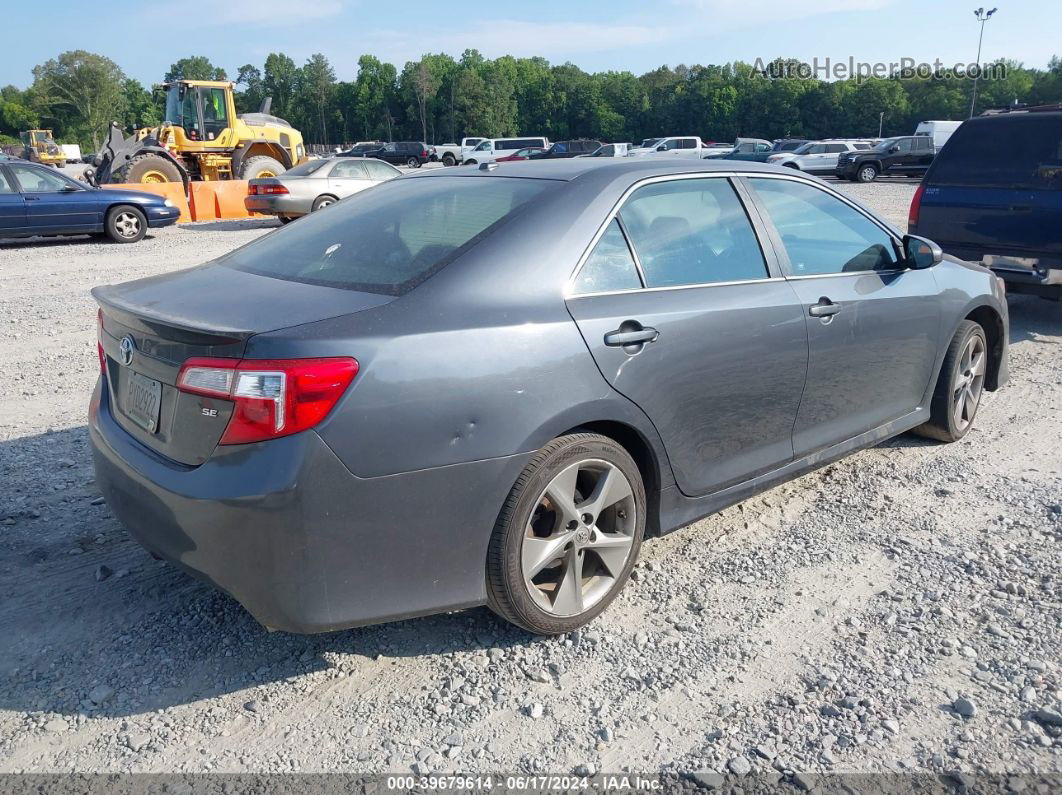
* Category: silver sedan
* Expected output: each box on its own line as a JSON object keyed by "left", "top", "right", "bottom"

{"left": 245, "top": 157, "right": 401, "bottom": 222}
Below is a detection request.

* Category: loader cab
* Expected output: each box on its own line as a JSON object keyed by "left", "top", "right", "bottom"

{"left": 163, "top": 81, "right": 235, "bottom": 144}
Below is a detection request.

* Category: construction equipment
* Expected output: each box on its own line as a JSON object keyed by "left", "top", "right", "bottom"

{"left": 20, "top": 130, "right": 66, "bottom": 168}
{"left": 84, "top": 80, "right": 306, "bottom": 189}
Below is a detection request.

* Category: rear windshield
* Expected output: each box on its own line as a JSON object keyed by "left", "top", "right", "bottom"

{"left": 223, "top": 176, "right": 554, "bottom": 295}
{"left": 284, "top": 159, "right": 331, "bottom": 176}
{"left": 929, "top": 116, "right": 1062, "bottom": 189}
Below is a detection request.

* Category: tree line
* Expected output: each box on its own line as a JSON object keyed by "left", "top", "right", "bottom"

{"left": 2, "top": 49, "right": 1061, "bottom": 153}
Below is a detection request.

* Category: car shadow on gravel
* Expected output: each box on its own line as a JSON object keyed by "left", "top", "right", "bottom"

{"left": 1007, "top": 294, "right": 1062, "bottom": 343}
{"left": 0, "top": 426, "right": 532, "bottom": 719}
{"left": 180, "top": 219, "right": 280, "bottom": 233}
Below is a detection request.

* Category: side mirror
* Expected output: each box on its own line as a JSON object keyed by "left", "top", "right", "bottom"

{"left": 888, "top": 146, "right": 899, "bottom": 154}
{"left": 656, "top": 145, "right": 666, "bottom": 151}
{"left": 903, "top": 234, "right": 943, "bottom": 269}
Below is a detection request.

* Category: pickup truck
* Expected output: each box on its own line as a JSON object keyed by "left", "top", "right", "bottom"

{"left": 836, "top": 135, "right": 937, "bottom": 182}
{"left": 433, "top": 138, "right": 486, "bottom": 166}
{"left": 626, "top": 136, "right": 711, "bottom": 158}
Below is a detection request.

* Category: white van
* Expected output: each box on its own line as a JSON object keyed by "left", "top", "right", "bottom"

{"left": 914, "top": 120, "right": 962, "bottom": 151}
{"left": 462, "top": 137, "right": 549, "bottom": 164}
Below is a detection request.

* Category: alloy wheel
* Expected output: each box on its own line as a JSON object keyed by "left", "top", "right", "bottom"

{"left": 953, "top": 333, "right": 986, "bottom": 432}
{"left": 522, "top": 459, "right": 637, "bottom": 617}
{"left": 860, "top": 166, "right": 877, "bottom": 182}
{"left": 114, "top": 212, "right": 141, "bottom": 238}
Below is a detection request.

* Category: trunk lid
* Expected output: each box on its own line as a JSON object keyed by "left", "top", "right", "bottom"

{"left": 94, "top": 265, "right": 393, "bottom": 466}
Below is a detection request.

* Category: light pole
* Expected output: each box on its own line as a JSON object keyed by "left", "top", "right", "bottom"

{"left": 969, "top": 7, "right": 997, "bottom": 118}
{"left": 879, "top": 112, "right": 884, "bottom": 138}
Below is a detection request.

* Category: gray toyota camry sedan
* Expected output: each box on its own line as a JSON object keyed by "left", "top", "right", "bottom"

{"left": 90, "top": 159, "right": 1008, "bottom": 635}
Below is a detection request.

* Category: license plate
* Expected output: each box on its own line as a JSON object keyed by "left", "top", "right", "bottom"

{"left": 125, "top": 371, "right": 162, "bottom": 434}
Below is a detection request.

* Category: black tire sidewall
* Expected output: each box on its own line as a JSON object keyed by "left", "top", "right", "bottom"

{"left": 858, "top": 164, "right": 878, "bottom": 183}
{"left": 488, "top": 434, "right": 646, "bottom": 635}
{"left": 311, "top": 195, "right": 336, "bottom": 212}
{"left": 106, "top": 206, "right": 146, "bottom": 243}
{"left": 938, "top": 323, "right": 987, "bottom": 439}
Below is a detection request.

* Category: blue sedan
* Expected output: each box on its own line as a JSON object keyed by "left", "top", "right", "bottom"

{"left": 0, "top": 160, "right": 181, "bottom": 243}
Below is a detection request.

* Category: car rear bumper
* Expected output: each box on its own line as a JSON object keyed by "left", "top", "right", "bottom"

{"left": 244, "top": 195, "right": 311, "bottom": 217}
{"left": 932, "top": 245, "right": 1062, "bottom": 296}
{"left": 89, "top": 376, "right": 531, "bottom": 633}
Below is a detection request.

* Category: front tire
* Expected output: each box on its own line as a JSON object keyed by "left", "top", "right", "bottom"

{"left": 240, "top": 155, "right": 286, "bottom": 180}
{"left": 856, "top": 163, "right": 879, "bottom": 183}
{"left": 913, "top": 320, "right": 988, "bottom": 442}
{"left": 122, "top": 153, "right": 182, "bottom": 184}
{"left": 105, "top": 205, "right": 147, "bottom": 243}
{"left": 486, "top": 433, "right": 645, "bottom": 635}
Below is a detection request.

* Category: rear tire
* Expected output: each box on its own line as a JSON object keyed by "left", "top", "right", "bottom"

{"left": 442, "top": 153, "right": 456, "bottom": 167}
{"left": 486, "top": 433, "right": 645, "bottom": 635}
{"left": 912, "top": 320, "right": 988, "bottom": 443}
{"left": 311, "top": 195, "right": 337, "bottom": 212}
{"left": 406, "top": 157, "right": 421, "bottom": 168}
{"left": 105, "top": 205, "right": 147, "bottom": 243}
{"left": 278, "top": 215, "right": 295, "bottom": 224}
{"left": 122, "top": 153, "right": 182, "bottom": 184}
{"left": 240, "top": 155, "right": 286, "bottom": 180}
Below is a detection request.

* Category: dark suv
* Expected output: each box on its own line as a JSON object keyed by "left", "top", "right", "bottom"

{"left": 529, "top": 140, "right": 602, "bottom": 159}
{"left": 363, "top": 141, "right": 431, "bottom": 168}
{"left": 909, "top": 106, "right": 1062, "bottom": 300}
{"left": 838, "top": 136, "right": 936, "bottom": 182}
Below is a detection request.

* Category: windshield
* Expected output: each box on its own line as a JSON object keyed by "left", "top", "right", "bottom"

{"left": 164, "top": 85, "right": 183, "bottom": 125}
{"left": 640, "top": 139, "right": 662, "bottom": 148}
{"left": 791, "top": 143, "right": 816, "bottom": 154}
{"left": 284, "top": 159, "right": 331, "bottom": 177}
{"left": 223, "top": 177, "right": 555, "bottom": 295}
{"left": 874, "top": 138, "right": 903, "bottom": 152}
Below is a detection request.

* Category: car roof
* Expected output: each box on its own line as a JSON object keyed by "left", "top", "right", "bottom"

{"left": 408, "top": 158, "right": 806, "bottom": 183}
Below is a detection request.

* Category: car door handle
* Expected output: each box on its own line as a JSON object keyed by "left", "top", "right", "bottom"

{"left": 25, "top": 196, "right": 40, "bottom": 201}
{"left": 604, "top": 325, "right": 659, "bottom": 347}
{"left": 808, "top": 298, "right": 841, "bottom": 317}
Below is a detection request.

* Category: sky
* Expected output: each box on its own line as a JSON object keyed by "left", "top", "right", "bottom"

{"left": 1, "top": 0, "right": 1058, "bottom": 88}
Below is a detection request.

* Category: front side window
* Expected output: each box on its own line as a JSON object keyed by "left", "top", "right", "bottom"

{"left": 553, "top": 142, "right": 568, "bottom": 154}
{"left": 573, "top": 219, "right": 642, "bottom": 294}
{"left": 363, "top": 160, "right": 400, "bottom": 180}
{"left": 0, "top": 169, "right": 14, "bottom": 193}
{"left": 223, "top": 177, "right": 553, "bottom": 295}
{"left": 474, "top": 141, "right": 491, "bottom": 152}
{"left": 662, "top": 139, "right": 680, "bottom": 150}
{"left": 619, "top": 178, "right": 769, "bottom": 288}
{"left": 202, "top": 88, "right": 228, "bottom": 139}
{"left": 748, "top": 177, "right": 899, "bottom": 275}
{"left": 10, "top": 164, "right": 69, "bottom": 192}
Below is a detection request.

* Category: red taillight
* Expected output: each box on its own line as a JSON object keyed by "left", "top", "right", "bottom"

{"left": 248, "top": 183, "right": 289, "bottom": 196}
{"left": 96, "top": 309, "right": 107, "bottom": 374}
{"left": 176, "top": 357, "right": 358, "bottom": 444}
{"left": 908, "top": 183, "right": 925, "bottom": 230}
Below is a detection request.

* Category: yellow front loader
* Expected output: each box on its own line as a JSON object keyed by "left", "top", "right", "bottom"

{"left": 86, "top": 80, "right": 306, "bottom": 188}
{"left": 20, "top": 130, "right": 66, "bottom": 168}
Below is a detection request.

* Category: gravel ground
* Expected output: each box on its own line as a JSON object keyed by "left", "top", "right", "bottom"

{"left": 0, "top": 180, "right": 1059, "bottom": 780}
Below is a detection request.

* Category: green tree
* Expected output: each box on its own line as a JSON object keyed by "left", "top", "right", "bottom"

{"left": 298, "top": 54, "right": 337, "bottom": 144}
{"left": 165, "top": 56, "right": 227, "bottom": 82}
{"left": 31, "top": 50, "right": 125, "bottom": 150}
{"left": 263, "top": 53, "right": 299, "bottom": 121}
{"left": 120, "top": 78, "right": 159, "bottom": 130}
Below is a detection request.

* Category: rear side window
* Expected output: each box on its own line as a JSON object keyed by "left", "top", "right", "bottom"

{"left": 573, "top": 219, "right": 642, "bottom": 294}
{"left": 619, "top": 178, "right": 768, "bottom": 287}
{"left": 223, "top": 177, "right": 554, "bottom": 295}
{"left": 930, "top": 116, "right": 1062, "bottom": 189}
{"left": 825, "top": 144, "right": 846, "bottom": 153}
{"left": 330, "top": 160, "right": 368, "bottom": 178}
{"left": 749, "top": 178, "right": 899, "bottom": 275}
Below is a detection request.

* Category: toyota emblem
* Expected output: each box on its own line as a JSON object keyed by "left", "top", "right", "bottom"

{"left": 119, "top": 335, "right": 135, "bottom": 367}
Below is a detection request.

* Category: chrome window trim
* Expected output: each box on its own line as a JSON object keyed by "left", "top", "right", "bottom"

{"left": 565, "top": 171, "right": 775, "bottom": 297}
{"left": 569, "top": 276, "right": 788, "bottom": 300}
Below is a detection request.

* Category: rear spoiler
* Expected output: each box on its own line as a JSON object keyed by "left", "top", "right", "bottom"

{"left": 92, "top": 284, "right": 254, "bottom": 343}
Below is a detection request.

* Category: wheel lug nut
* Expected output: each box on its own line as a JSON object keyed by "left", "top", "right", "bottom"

{"left": 581, "top": 513, "right": 593, "bottom": 525}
